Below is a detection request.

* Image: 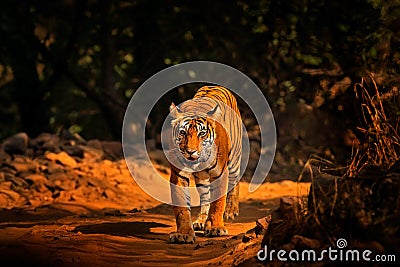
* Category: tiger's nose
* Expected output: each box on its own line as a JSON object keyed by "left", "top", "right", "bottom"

{"left": 186, "top": 149, "right": 197, "bottom": 155}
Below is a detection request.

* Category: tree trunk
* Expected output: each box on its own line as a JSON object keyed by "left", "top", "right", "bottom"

{"left": 98, "top": 0, "right": 125, "bottom": 139}
{"left": 3, "top": 2, "right": 49, "bottom": 136}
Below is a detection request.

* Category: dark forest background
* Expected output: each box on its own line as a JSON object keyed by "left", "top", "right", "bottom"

{"left": 1, "top": 1, "right": 399, "bottom": 259}
{"left": 0, "top": 0, "right": 399, "bottom": 156}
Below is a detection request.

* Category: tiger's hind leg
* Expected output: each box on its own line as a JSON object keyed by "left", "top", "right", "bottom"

{"left": 224, "top": 182, "right": 239, "bottom": 220}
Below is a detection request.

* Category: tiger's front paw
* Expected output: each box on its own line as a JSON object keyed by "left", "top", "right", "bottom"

{"left": 193, "top": 213, "right": 208, "bottom": 231}
{"left": 169, "top": 232, "right": 196, "bottom": 244}
{"left": 204, "top": 227, "right": 228, "bottom": 237}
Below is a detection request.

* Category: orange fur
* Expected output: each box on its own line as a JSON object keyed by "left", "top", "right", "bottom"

{"left": 169, "top": 86, "right": 242, "bottom": 243}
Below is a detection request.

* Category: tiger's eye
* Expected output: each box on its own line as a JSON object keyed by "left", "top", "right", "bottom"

{"left": 198, "top": 131, "right": 206, "bottom": 137}
{"left": 179, "top": 130, "right": 186, "bottom": 136}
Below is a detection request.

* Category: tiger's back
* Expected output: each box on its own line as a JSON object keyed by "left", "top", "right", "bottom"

{"left": 192, "top": 86, "right": 242, "bottom": 187}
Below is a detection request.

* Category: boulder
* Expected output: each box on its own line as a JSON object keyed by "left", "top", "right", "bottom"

{"left": 1, "top": 132, "right": 29, "bottom": 155}
{"left": 34, "top": 133, "right": 61, "bottom": 153}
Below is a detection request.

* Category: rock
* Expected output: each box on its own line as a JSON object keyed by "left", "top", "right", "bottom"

{"left": 42, "top": 161, "right": 64, "bottom": 175}
{"left": 80, "top": 143, "right": 104, "bottom": 162}
{"left": 0, "top": 181, "right": 12, "bottom": 190}
{"left": 62, "top": 145, "right": 84, "bottom": 158}
{"left": 0, "top": 147, "right": 10, "bottom": 161}
{"left": 34, "top": 133, "right": 61, "bottom": 152}
{"left": 9, "top": 176, "right": 30, "bottom": 187}
{"left": 279, "top": 196, "right": 304, "bottom": 218}
{"left": 4, "top": 157, "right": 39, "bottom": 175}
{"left": 47, "top": 171, "right": 68, "bottom": 182}
{"left": 35, "top": 182, "right": 49, "bottom": 193}
{"left": 25, "top": 174, "right": 47, "bottom": 185}
{"left": 101, "top": 141, "right": 123, "bottom": 159}
{"left": 2, "top": 171, "right": 16, "bottom": 182}
{"left": 255, "top": 214, "right": 272, "bottom": 236}
{"left": 1, "top": 132, "right": 29, "bottom": 155}
{"left": 87, "top": 139, "right": 103, "bottom": 150}
{"left": 54, "top": 179, "right": 76, "bottom": 191}
{"left": 45, "top": 152, "right": 77, "bottom": 168}
{"left": 27, "top": 199, "right": 42, "bottom": 207}
{"left": 0, "top": 189, "right": 26, "bottom": 208}
{"left": 25, "top": 174, "right": 48, "bottom": 191}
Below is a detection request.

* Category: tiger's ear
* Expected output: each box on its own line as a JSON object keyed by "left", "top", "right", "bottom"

{"left": 207, "top": 105, "right": 222, "bottom": 118}
{"left": 169, "top": 102, "right": 183, "bottom": 120}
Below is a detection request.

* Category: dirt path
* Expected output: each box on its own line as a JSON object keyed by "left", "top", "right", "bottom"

{"left": 0, "top": 181, "right": 309, "bottom": 267}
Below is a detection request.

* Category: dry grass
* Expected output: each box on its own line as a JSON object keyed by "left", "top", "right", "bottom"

{"left": 296, "top": 155, "right": 342, "bottom": 245}
{"left": 267, "top": 74, "right": 400, "bottom": 251}
{"left": 347, "top": 74, "right": 400, "bottom": 177}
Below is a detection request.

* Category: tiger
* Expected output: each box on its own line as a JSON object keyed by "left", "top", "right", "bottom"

{"left": 168, "top": 85, "right": 242, "bottom": 243}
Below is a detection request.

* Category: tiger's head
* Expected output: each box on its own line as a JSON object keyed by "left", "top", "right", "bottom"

{"left": 169, "top": 102, "right": 221, "bottom": 163}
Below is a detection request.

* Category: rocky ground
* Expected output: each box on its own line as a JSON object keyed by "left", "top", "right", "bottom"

{"left": 0, "top": 132, "right": 159, "bottom": 211}
{"left": 0, "top": 132, "right": 311, "bottom": 266}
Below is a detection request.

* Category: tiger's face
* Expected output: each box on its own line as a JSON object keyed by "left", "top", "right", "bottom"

{"left": 170, "top": 103, "right": 219, "bottom": 163}
{"left": 174, "top": 117, "right": 214, "bottom": 162}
